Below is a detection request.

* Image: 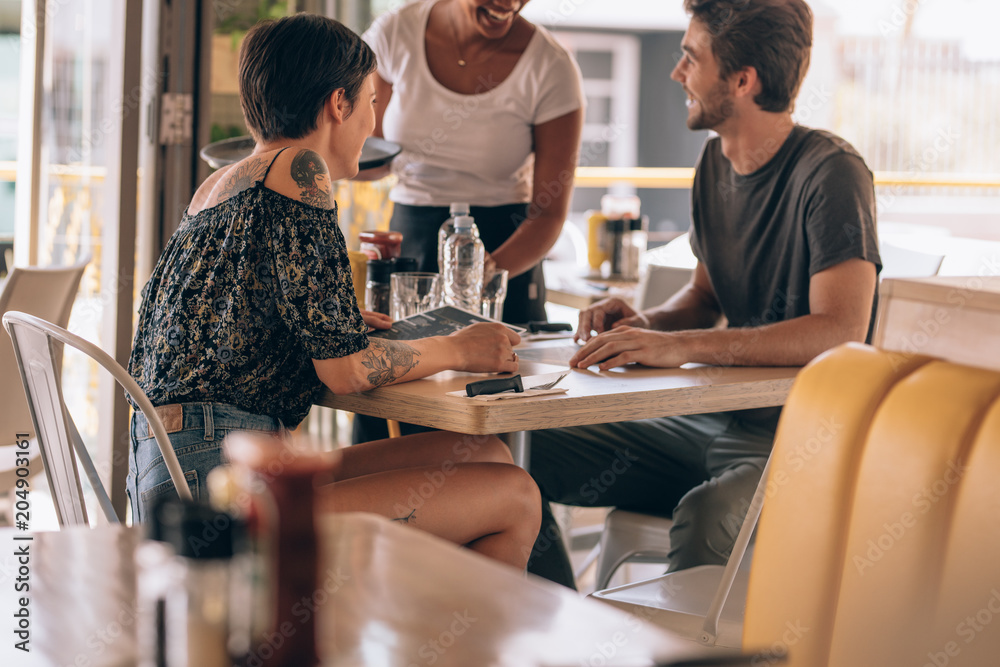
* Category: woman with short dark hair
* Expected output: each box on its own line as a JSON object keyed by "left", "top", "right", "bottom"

{"left": 127, "top": 13, "right": 540, "bottom": 569}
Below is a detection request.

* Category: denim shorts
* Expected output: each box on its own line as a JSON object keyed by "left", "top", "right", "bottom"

{"left": 126, "top": 402, "right": 284, "bottom": 523}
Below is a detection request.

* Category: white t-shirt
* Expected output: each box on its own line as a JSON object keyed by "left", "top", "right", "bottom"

{"left": 363, "top": 0, "right": 584, "bottom": 207}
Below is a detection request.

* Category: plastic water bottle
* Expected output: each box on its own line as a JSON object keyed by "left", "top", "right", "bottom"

{"left": 437, "top": 202, "right": 478, "bottom": 273}
{"left": 442, "top": 215, "right": 485, "bottom": 313}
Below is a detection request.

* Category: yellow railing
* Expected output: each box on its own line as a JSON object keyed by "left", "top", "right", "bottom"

{"left": 3, "top": 160, "right": 999, "bottom": 190}
{"left": 574, "top": 166, "right": 1000, "bottom": 190}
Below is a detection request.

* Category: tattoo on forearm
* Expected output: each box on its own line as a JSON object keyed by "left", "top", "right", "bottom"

{"left": 392, "top": 509, "right": 416, "bottom": 524}
{"left": 290, "top": 149, "right": 332, "bottom": 208}
{"left": 361, "top": 339, "right": 421, "bottom": 387}
{"left": 218, "top": 159, "right": 269, "bottom": 199}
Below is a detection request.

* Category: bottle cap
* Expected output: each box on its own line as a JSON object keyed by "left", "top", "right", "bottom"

{"left": 392, "top": 257, "right": 418, "bottom": 273}
{"left": 366, "top": 258, "right": 394, "bottom": 283}
{"left": 454, "top": 215, "right": 475, "bottom": 230}
{"left": 600, "top": 194, "right": 641, "bottom": 220}
{"left": 449, "top": 202, "right": 470, "bottom": 216}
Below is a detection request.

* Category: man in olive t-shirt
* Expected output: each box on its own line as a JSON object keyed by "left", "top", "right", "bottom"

{"left": 526, "top": 0, "right": 881, "bottom": 589}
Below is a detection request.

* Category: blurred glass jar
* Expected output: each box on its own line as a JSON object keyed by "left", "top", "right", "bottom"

{"left": 359, "top": 230, "right": 403, "bottom": 260}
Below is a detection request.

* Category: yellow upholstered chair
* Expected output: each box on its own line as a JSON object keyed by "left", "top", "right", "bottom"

{"left": 743, "top": 343, "right": 1000, "bottom": 666}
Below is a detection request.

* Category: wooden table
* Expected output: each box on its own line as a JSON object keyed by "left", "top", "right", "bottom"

{"left": 318, "top": 339, "right": 799, "bottom": 435}
{"left": 0, "top": 514, "right": 743, "bottom": 666}
{"left": 544, "top": 260, "right": 638, "bottom": 311}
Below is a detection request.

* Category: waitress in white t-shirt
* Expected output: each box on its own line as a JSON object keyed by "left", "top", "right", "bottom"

{"left": 361, "top": 0, "right": 584, "bottom": 325}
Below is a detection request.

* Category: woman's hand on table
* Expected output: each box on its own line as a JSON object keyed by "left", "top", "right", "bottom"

{"left": 448, "top": 322, "right": 521, "bottom": 374}
{"left": 361, "top": 310, "right": 393, "bottom": 331}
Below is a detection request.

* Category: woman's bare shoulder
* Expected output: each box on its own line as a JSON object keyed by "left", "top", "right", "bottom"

{"left": 262, "top": 147, "right": 335, "bottom": 210}
{"left": 188, "top": 152, "right": 275, "bottom": 215}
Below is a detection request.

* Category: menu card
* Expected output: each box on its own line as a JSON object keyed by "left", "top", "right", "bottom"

{"left": 368, "top": 306, "right": 525, "bottom": 340}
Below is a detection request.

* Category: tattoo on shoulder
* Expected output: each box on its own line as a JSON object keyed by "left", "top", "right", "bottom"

{"left": 290, "top": 149, "right": 333, "bottom": 209}
{"left": 217, "top": 159, "right": 269, "bottom": 200}
{"left": 392, "top": 509, "right": 416, "bottom": 524}
{"left": 361, "top": 339, "right": 421, "bottom": 388}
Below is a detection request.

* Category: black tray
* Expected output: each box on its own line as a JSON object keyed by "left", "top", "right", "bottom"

{"left": 199, "top": 135, "right": 401, "bottom": 171}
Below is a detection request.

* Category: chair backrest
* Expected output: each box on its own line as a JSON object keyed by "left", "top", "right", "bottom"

{"left": 878, "top": 240, "right": 945, "bottom": 279}
{"left": 0, "top": 260, "right": 89, "bottom": 446}
{"left": 2, "top": 311, "right": 192, "bottom": 527}
{"left": 634, "top": 232, "right": 695, "bottom": 310}
{"left": 743, "top": 343, "right": 1000, "bottom": 666}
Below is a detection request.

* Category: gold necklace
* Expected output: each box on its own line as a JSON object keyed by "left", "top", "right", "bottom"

{"left": 448, "top": 4, "right": 515, "bottom": 68}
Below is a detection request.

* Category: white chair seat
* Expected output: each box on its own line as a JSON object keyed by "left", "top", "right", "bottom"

{"left": 592, "top": 564, "right": 749, "bottom": 649}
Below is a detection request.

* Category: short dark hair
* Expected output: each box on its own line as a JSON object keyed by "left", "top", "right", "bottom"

{"left": 239, "top": 13, "right": 377, "bottom": 142}
{"left": 684, "top": 0, "right": 812, "bottom": 113}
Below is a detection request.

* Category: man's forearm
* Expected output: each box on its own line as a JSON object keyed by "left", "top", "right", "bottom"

{"left": 680, "top": 313, "right": 868, "bottom": 367}
{"left": 644, "top": 305, "right": 721, "bottom": 332}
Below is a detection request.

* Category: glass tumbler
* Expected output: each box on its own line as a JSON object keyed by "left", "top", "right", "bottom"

{"left": 481, "top": 269, "right": 509, "bottom": 321}
{"left": 390, "top": 272, "right": 441, "bottom": 320}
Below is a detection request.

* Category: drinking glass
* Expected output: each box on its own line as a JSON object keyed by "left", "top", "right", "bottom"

{"left": 481, "top": 269, "right": 508, "bottom": 321}
{"left": 390, "top": 272, "right": 441, "bottom": 320}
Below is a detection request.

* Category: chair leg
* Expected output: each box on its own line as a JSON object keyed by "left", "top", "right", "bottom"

{"left": 387, "top": 420, "right": 402, "bottom": 438}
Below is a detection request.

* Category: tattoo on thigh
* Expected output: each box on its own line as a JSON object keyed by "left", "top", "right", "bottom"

{"left": 290, "top": 149, "right": 332, "bottom": 209}
{"left": 392, "top": 509, "right": 416, "bottom": 524}
{"left": 361, "top": 340, "right": 420, "bottom": 387}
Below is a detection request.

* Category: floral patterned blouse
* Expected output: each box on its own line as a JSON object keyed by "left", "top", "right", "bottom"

{"left": 128, "top": 180, "right": 369, "bottom": 426}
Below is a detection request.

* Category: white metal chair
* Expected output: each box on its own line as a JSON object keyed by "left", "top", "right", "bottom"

{"left": 634, "top": 232, "right": 695, "bottom": 310}
{"left": 878, "top": 240, "right": 944, "bottom": 279}
{"left": 0, "top": 261, "right": 89, "bottom": 523}
{"left": 2, "top": 311, "right": 192, "bottom": 527}
{"left": 590, "top": 509, "right": 676, "bottom": 591}
{"left": 591, "top": 458, "right": 770, "bottom": 649}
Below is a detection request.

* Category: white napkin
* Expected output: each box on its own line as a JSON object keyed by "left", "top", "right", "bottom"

{"left": 447, "top": 372, "right": 570, "bottom": 400}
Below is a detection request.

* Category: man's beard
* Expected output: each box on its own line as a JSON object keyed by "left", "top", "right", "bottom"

{"left": 687, "top": 79, "right": 735, "bottom": 131}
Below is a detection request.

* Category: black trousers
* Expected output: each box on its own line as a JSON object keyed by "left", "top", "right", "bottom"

{"left": 352, "top": 202, "right": 548, "bottom": 444}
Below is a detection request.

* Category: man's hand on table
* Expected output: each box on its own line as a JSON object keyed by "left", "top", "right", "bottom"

{"left": 575, "top": 297, "right": 652, "bottom": 343}
{"left": 569, "top": 326, "right": 694, "bottom": 371}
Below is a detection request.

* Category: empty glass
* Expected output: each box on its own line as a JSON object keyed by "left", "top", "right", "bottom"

{"left": 390, "top": 272, "right": 441, "bottom": 320}
{"left": 481, "top": 269, "right": 508, "bottom": 321}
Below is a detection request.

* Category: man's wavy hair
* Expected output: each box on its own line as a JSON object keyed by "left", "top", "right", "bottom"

{"left": 684, "top": 0, "right": 812, "bottom": 113}
{"left": 239, "top": 13, "right": 377, "bottom": 142}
